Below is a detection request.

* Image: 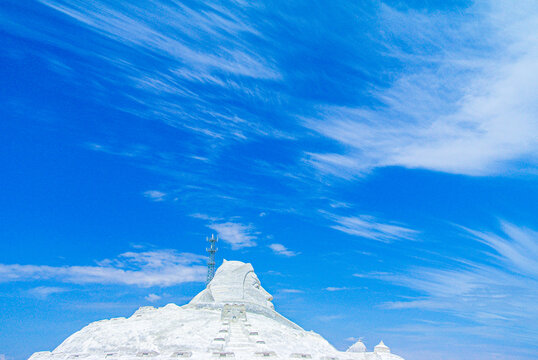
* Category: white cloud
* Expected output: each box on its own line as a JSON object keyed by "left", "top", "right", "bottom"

{"left": 353, "top": 272, "right": 389, "bottom": 278}
{"left": 86, "top": 142, "right": 149, "bottom": 158}
{"left": 324, "top": 286, "right": 349, "bottom": 292}
{"left": 323, "top": 212, "right": 418, "bottom": 242}
{"left": 189, "top": 213, "right": 221, "bottom": 222}
{"left": 130, "top": 243, "right": 146, "bottom": 249}
{"left": 305, "top": 1, "right": 538, "bottom": 177}
{"left": 144, "top": 293, "right": 161, "bottom": 302}
{"left": 0, "top": 250, "right": 206, "bottom": 287}
{"left": 38, "top": 0, "right": 278, "bottom": 80}
{"left": 371, "top": 221, "right": 538, "bottom": 341}
{"left": 463, "top": 221, "right": 538, "bottom": 277}
{"left": 280, "top": 289, "right": 304, "bottom": 294}
{"left": 265, "top": 270, "right": 284, "bottom": 276}
{"left": 27, "top": 286, "right": 68, "bottom": 299}
{"left": 268, "top": 243, "right": 299, "bottom": 257}
{"left": 207, "top": 222, "right": 257, "bottom": 250}
{"left": 143, "top": 190, "right": 166, "bottom": 201}
{"left": 329, "top": 201, "right": 350, "bottom": 209}
{"left": 32, "top": 0, "right": 284, "bottom": 145}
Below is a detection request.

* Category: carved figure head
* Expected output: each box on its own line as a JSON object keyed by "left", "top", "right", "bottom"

{"left": 189, "top": 260, "right": 274, "bottom": 309}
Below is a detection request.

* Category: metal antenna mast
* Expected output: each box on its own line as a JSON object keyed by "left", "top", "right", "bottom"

{"left": 206, "top": 234, "right": 218, "bottom": 284}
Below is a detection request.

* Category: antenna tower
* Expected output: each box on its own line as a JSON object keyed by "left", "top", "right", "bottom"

{"left": 206, "top": 234, "right": 218, "bottom": 284}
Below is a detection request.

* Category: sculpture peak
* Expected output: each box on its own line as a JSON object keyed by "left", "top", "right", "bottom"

{"left": 347, "top": 339, "right": 366, "bottom": 353}
{"left": 375, "top": 340, "right": 391, "bottom": 353}
{"left": 189, "top": 260, "right": 274, "bottom": 310}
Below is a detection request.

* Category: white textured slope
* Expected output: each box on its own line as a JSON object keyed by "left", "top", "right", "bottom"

{"left": 29, "top": 260, "right": 405, "bottom": 360}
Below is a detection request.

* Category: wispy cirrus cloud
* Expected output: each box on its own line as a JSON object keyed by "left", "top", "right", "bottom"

{"left": 0, "top": 250, "right": 206, "bottom": 287}
{"left": 323, "top": 211, "right": 418, "bottom": 242}
{"left": 268, "top": 243, "right": 299, "bottom": 257}
{"left": 324, "top": 286, "right": 350, "bottom": 292}
{"left": 279, "top": 289, "right": 303, "bottom": 294}
{"left": 373, "top": 221, "right": 538, "bottom": 342}
{"left": 464, "top": 221, "right": 538, "bottom": 277}
{"left": 207, "top": 221, "right": 257, "bottom": 250}
{"left": 27, "top": 286, "right": 68, "bottom": 299}
{"left": 305, "top": 1, "right": 538, "bottom": 177}
{"left": 36, "top": 0, "right": 278, "bottom": 80}
{"left": 190, "top": 213, "right": 259, "bottom": 250}
{"left": 143, "top": 190, "right": 166, "bottom": 202}
{"left": 0, "top": 0, "right": 289, "bottom": 147}
{"left": 144, "top": 293, "right": 161, "bottom": 302}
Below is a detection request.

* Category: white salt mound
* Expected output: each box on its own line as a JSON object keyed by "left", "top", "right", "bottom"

{"left": 29, "top": 260, "right": 405, "bottom": 360}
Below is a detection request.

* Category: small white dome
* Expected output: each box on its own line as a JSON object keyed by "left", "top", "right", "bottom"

{"left": 347, "top": 339, "right": 366, "bottom": 353}
{"left": 374, "top": 340, "right": 390, "bottom": 353}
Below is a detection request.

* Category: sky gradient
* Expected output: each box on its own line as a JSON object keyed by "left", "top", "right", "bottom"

{"left": 1, "top": 1, "right": 537, "bottom": 359}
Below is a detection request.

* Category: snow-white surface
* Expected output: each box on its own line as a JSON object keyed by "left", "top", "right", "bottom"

{"left": 347, "top": 340, "right": 366, "bottom": 353}
{"left": 374, "top": 341, "right": 390, "bottom": 354}
{"left": 29, "top": 260, "right": 405, "bottom": 360}
{"left": 190, "top": 260, "right": 274, "bottom": 310}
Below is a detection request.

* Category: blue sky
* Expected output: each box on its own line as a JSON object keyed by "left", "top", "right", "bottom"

{"left": 1, "top": 0, "right": 537, "bottom": 359}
